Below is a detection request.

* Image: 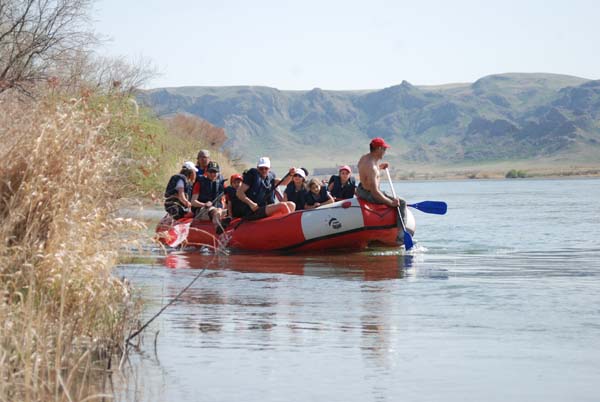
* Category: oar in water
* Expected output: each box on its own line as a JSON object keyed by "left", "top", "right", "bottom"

{"left": 167, "top": 190, "right": 228, "bottom": 247}
{"left": 408, "top": 201, "right": 447, "bottom": 215}
{"left": 163, "top": 217, "right": 193, "bottom": 248}
{"left": 384, "top": 168, "right": 414, "bottom": 250}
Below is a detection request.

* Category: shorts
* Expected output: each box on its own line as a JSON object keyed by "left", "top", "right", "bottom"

{"left": 195, "top": 206, "right": 217, "bottom": 221}
{"left": 356, "top": 184, "right": 406, "bottom": 218}
{"left": 164, "top": 199, "right": 188, "bottom": 220}
{"left": 243, "top": 205, "right": 267, "bottom": 221}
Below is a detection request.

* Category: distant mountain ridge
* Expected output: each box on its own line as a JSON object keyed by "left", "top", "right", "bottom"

{"left": 138, "top": 73, "right": 600, "bottom": 170}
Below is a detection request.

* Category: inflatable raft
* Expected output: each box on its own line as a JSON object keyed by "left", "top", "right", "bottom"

{"left": 155, "top": 197, "right": 416, "bottom": 252}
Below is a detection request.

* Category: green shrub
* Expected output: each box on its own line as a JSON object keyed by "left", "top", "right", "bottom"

{"left": 505, "top": 169, "right": 527, "bottom": 178}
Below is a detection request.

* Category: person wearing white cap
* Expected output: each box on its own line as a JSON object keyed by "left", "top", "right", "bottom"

{"left": 283, "top": 167, "right": 308, "bottom": 210}
{"left": 236, "top": 156, "right": 296, "bottom": 220}
{"left": 163, "top": 161, "right": 198, "bottom": 219}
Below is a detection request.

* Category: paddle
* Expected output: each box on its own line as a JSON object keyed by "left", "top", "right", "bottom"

{"left": 384, "top": 168, "right": 414, "bottom": 250}
{"left": 408, "top": 201, "right": 447, "bottom": 215}
{"left": 165, "top": 189, "right": 227, "bottom": 247}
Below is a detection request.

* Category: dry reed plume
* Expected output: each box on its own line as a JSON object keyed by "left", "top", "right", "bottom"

{"left": 0, "top": 90, "right": 142, "bottom": 401}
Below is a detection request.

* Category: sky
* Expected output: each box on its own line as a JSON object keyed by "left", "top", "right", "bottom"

{"left": 94, "top": 0, "right": 600, "bottom": 90}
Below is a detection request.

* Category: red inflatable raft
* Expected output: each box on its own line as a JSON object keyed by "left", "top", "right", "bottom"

{"left": 155, "top": 197, "right": 416, "bottom": 252}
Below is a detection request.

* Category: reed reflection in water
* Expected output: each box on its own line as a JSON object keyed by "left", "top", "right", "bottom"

{"left": 117, "top": 250, "right": 443, "bottom": 402}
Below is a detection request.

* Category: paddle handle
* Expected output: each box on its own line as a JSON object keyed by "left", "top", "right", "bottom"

{"left": 384, "top": 168, "right": 414, "bottom": 249}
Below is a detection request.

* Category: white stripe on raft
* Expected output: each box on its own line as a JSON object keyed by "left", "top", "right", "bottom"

{"left": 300, "top": 198, "right": 365, "bottom": 241}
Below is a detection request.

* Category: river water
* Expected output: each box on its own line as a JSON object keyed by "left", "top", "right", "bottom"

{"left": 115, "top": 178, "right": 600, "bottom": 402}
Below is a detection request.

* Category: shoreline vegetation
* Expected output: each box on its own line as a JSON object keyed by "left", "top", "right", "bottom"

{"left": 0, "top": 85, "right": 236, "bottom": 399}
{"left": 1, "top": 0, "right": 246, "bottom": 397}
{"left": 390, "top": 165, "right": 600, "bottom": 181}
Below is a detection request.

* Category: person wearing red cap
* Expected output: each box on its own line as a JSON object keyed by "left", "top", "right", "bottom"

{"left": 356, "top": 137, "right": 406, "bottom": 216}
{"left": 327, "top": 165, "right": 357, "bottom": 201}
{"left": 225, "top": 173, "right": 246, "bottom": 218}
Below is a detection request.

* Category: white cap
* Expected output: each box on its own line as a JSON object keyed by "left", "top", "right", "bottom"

{"left": 257, "top": 156, "right": 271, "bottom": 168}
{"left": 294, "top": 169, "right": 306, "bottom": 179}
{"left": 183, "top": 161, "right": 198, "bottom": 172}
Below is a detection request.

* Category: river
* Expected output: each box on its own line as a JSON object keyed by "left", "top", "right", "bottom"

{"left": 114, "top": 178, "right": 600, "bottom": 402}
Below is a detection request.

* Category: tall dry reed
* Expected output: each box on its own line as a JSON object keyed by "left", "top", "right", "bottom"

{"left": 0, "top": 90, "right": 141, "bottom": 401}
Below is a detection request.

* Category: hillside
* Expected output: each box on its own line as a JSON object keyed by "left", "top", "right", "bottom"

{"left": 138, "top": 73, "right": 600, "bottom": 173}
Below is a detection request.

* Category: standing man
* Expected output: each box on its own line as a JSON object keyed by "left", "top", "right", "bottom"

{"left": 236, "top": 156, "right": 296, "bottom": 220}
{"left": 195, "top": 149, "right": 211, "bottom": 176}
{"left": 357, "top": 137, "right": 406, "bottom": 217}
{"left": 196, "top": 148, "right": 225, "bottom": 182}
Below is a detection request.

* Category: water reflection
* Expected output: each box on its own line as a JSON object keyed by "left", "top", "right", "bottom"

{"left": 161, "top": 250, "right": 414, "bottom": 281}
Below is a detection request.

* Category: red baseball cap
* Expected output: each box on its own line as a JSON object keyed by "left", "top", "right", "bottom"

{"left": 230, "top": 173, "right": 243, "bottom": 183}
{"left": 339, "top": 165, "right": 352, "bottom": 174}
{"left": 370, "top": 137, "right": 390, "bottom": 148}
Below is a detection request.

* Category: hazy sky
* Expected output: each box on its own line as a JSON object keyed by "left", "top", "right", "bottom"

{"left": 94, "top": 0, "right": 599, "bottom": 90}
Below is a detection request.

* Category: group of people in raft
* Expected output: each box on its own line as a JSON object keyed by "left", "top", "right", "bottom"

{"left": 163, "top": 137, "right": 406, "bottom": 233}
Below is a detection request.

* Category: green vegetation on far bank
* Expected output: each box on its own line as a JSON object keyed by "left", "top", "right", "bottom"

{"left": 505, "top": 169, "right": 528, "bottom": 179}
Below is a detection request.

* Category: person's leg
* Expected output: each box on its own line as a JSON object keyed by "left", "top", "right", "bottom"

{"left": 284, "top": 201, "right": 296, "bottom": 213}
{"left": 165, "top": 201, "right": 186, "bottom": 220}
{"left": 265, "top": 202, "right": 294, "bottom": 216}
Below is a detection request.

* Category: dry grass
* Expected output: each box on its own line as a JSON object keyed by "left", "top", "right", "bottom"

{"left": 0, "top": 89, "right": 142, "bottom": 401}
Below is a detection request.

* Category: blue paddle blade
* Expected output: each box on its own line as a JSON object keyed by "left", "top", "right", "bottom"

{"left": 408, "top": 201, "right": 447, "bottom": 215}
{"left": 403, "top": 230, "right": 414, "bottom": 250}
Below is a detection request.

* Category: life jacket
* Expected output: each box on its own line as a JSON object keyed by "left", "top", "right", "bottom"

{"left": 164, "top": 174, "right": 191, "bottom": 200}
{"left": 225, "top": 186, "right": 247, "bottom": 218}
{"left": 243, "top": 168, "right": 276, "bottom": 207}
{"left": 195, "top": 176, "right": 225, "bottom": 208}
{"left": 328, "top": 175, "right": 356, "bottom": 200}
{"left": 306, "top": 186, "right": 330, "bottom": 206}
{"left": 284, "top": 182, "right": 308, "bottom": 210}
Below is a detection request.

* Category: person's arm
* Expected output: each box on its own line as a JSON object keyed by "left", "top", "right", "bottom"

{"left": 274, "top": 167, "right": 296, "bottom": 187}
{"left": 226, "top": 195, "right": 233, "bottom": 217}
{"left": 237, "top": 183, "right": 259, "bottom": 212}
{"left": 177, "top": 187, "right": 192, "bottom": 208}
{"left": 372, "top": 168, "right": 399, "bottom": 207}
{"left": 190, "top": 182, "right": 213, "bottom": 208}
{"left": 322, "top": 190, "right": 334, "bottom": 206}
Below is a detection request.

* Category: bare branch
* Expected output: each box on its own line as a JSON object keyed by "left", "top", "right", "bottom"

{"left": 0, "top": 0, "right": 95, "bottom": 93}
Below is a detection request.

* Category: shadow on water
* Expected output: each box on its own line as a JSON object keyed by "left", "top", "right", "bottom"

{"left": 159, "top": 249, "right": 418, "bottom": 281}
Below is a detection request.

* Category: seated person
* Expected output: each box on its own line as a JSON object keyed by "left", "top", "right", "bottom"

{"left": 225, "top": 173, "right": 246, "bottom": 218}
{"left": 357, "top": 137, "right": 406, "bottom": 217}
{"left": 236, "top": 156, "right": 296, "bottom": 220}
{"left": 328, "top": 165, "right": 356, "bottom": 201}
{"left": 164, "top": 161, "right": 197, "bottom": 219}
{"left": 283, "top": 168, "right": 308, "bottom": 210}
{"left": 305, "top": 178, "right": 334, "bottom": 209}
{"left": 191, "top": 161, "right": 228, "bottom": 230}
